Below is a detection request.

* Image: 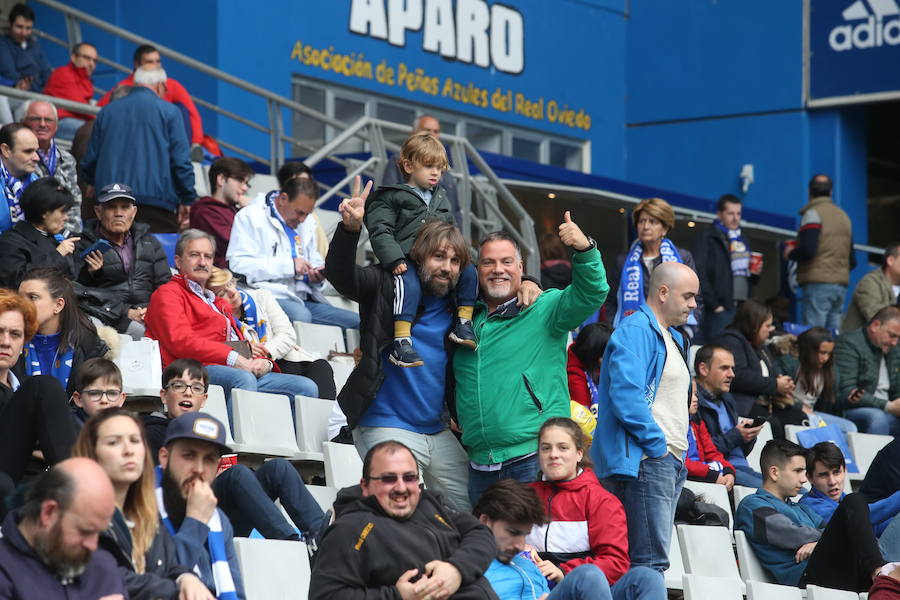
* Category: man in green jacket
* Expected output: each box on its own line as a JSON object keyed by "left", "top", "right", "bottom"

{"left": 454, "top": 212, "right": 608, "bottom": 505}
{"left": 842, "top": 242, "right": 900, "bottom": 333}
{"left": 836, "top": 305, "right": 900, "bottom": 435}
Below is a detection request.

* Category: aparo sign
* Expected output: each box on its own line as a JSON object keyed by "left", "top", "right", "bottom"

{"left": 808, "top": 0, "right": 900, "bottom": 104}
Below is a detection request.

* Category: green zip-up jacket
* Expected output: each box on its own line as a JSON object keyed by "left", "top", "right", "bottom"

{"left": 453, "top": 246, "right": 609, "bottom": 464}
{"left": 364, "top": 183, "right": 453, "bottom": 269}
{"left": 834, "top": 327, "right": 900, "bottom": 410}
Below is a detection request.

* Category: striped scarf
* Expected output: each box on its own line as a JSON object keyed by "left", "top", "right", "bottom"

{"left": 0, "top": 158, "right": 37, "bottom": 226}
{"left": 37, "top": 139, "right": 58, "bottom": 176}
{"left": 155, "top": 467, "right": 238, "bottom": 600}
{"left": 238, "top": 290, "right": 267, "bottom": 342}
{"left": 615, "top": 237, "right": 688, "bottom": 327}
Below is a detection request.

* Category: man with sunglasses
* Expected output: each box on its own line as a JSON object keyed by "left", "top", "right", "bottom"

{"left": 311, "top": 440, "right": 498, "bottom": 599}
{"left": 43, "top": 42, "right": 99, "bottom": 141}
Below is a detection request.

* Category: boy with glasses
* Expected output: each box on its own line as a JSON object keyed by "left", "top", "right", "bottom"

{"left": 70, "top": 357, "right": 126, "bottom": 424}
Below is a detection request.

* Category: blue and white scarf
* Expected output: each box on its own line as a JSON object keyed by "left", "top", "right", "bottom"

{"left": 238, "top": 290, "right": 267, "bottom": 342}
{"left": 37, "top": 139, "right": 58, "bottom": 176}
{"left": 155, "top": 467, "right": 238, "bottom": 600}
{"left": 23, "top": 334, "right": 74, "bottom": 390}
{"left": 714, "top": 219, "right": 751, "bottom": 278}
{"left": 0, "top": 158, "right": 37, "bottom": 226}
{"left": 268, "top": 200, "right": 302, "bottom": 259}
{"left": 615, "top": 237, "right": 695, "bottom": 327}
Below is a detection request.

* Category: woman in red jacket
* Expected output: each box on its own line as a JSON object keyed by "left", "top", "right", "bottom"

{"left": 566, "top": 323, "right": 612, "bottom": 410}
{"left": 526, "top": 417, "right": 666, "bottom": 599}
{"left": 687, "top": 380, "right": 736, "bottom": 490}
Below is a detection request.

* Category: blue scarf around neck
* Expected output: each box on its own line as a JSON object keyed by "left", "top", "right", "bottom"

{"left": 23, "top": 332, "right": 74, "bottom": 390}
{"left": 714, "top": 219, "right": 751, "bottom": 277}
{"left": 614, "top": 237, "right": 688, "bottom": 327}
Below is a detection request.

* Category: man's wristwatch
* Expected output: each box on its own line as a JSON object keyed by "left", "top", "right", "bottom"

{"left": 577, "top": 237, "right": 597, "bottom": 252}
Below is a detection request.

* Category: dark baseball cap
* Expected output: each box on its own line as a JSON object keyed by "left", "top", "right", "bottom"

{"left": 97, "top": 183, "right": 136, "bottom": 205}
{"left": 163, "top": 412, "right": 232, "bottom": 455}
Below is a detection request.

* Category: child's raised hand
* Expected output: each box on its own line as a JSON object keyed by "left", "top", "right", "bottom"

{"left": 392, "top": 262, "right": 408, "bottom": 276}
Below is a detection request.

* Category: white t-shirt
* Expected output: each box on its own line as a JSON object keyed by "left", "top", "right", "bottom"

{"left": 651, "top": 322, "right": 690, "bottom": 459}
{"left": 876, "top": 357, "right": 890, "bottom": 402}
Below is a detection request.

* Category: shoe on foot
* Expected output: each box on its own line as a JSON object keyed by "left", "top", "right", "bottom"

{"left": 449, "top": 320, "right": 478, "bottom": 350}
{"left": 389, "top": 339, "right": 424, "bottom": 367}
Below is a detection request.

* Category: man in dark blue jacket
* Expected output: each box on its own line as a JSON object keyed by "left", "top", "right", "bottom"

{"left": 0, "top": 4, "right": 52, "bottom": 92}
{"left": 82, "top": 67, "right": 194, "bottom": 233}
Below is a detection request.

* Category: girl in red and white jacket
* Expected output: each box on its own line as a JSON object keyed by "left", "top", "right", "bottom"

{"left": 525, "top": 417, "right": 665, "bottom": 597}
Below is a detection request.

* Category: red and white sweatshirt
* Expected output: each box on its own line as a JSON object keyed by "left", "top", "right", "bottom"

{"left": 526, "top": 469, "right": 630, "bottom": 585}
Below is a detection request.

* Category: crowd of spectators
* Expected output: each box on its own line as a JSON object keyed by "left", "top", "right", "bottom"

{"left": 1, "top": 20, "right": 900, "bottom": 598}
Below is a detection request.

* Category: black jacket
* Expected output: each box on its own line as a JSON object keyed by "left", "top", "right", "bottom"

{"left": 75, "top": 220, "right": 171, "bottom": 332}
{"left": 714, "top": 327, "right": 780, "bottom": 417}
{"left": 310, "top": 486, "right": 498, "bottom": 600}
{"left": 13, "top": 327, "right": 109, "bottom": 397}
{"left": 693, "top": 224, "right": 736, "bottom": 311}
{"left": 0, "top": 221, "right": 75, "bottom": 289}
{"left": 696, "top": 385, "right": 756, "bottom": 459}
{"left": 859, "top": 438, "right": 900, "bottom": 503}
{"left": 99, "top": 508, "right": 190, "bottom": 600}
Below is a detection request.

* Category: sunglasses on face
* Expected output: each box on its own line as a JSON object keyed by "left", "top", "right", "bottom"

{"left": 368, "top": 472, "right": 419, "bottom": 484}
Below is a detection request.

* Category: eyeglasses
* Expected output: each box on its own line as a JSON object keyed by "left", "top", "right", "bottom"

{"left": 166, "top": 381, "right": 206, "bottom": 394}
{"left": 24, "top": 116, "right": 57, "bottom": 124}
{"left": 81, "top": 388, "right": 122, "bottom": 402}
{"left": 368, "top": 472, "right": 419, "bottom": 484}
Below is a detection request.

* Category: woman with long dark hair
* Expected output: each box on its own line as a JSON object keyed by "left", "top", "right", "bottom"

{"left": 73, "top": 408, "right": 213, "bottom": 600}
{"left": 17, "top": 266, "right": 108, "bottom": 396}
{"left": 567, "top": 322, "right": 612, "bottom": 410}
{"left": 715, "top": 298, "right": 804, "bottom": 438}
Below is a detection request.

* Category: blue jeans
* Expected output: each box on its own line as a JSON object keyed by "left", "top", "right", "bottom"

{"left": 467, "top": 455, "right": 539, "bottom": 507}
{"left": 844, "top": 407, "right": 900, "bottom": 436}
{"left": 734, "top": 464, "right": 763, "bottom": 488}
{"left": 879, "top": 511, "right": 900, "bottom": 562}
{"left": 547, "top": 565, "right": 665, "bottom": 600}
{"left": 56, "top": 117, "right": 86, "bottom": 141}
{"left": 276, "top": 296, "right": 360, "bottom": 330}
{"left": 602, "top": 454, "right": 687, "bottom": 572}
{"left": 698, "top": 306, "right": 735, "bottom": 345}
{"left": 213, "top": 460, "right": 325, "bottom": 540}
{"left": 394, "top": 263, "right": 477, "bottom": 322}
{"left": 205, "top": 364, "right": 318, "bottom": 425}
{"left": 802, "top": 283, "right": 846, "bottom": 330}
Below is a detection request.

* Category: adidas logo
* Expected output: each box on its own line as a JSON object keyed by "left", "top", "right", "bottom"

{"left": 829, "top": 0, "right": 900, "bottom": 51}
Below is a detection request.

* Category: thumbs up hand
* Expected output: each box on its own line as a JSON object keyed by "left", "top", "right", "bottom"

{"left": 558, "top": 210, "right": 591, "bottom": 250}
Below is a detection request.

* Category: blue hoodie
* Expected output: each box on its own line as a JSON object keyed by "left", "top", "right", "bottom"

{"left": 485, "top": 555, "right": 549, "bottom": 599}
{"left": 800, "top": 487, "right": 900, "bottom": 536}
{"left": 591, "top": 303, "right": 689, "bottom": 479}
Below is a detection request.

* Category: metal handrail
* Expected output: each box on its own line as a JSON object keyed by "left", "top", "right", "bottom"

{"left": 0, "top": 84, "right": 100, "bottom": 116}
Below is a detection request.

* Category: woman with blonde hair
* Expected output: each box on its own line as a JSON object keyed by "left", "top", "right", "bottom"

{"left": 73, "top": 408, "right": 213, "bottom": 600}
{"left": 604, "top": 197, "right": 699, "bottom": 332}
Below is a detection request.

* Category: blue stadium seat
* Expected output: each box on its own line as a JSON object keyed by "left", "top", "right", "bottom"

{"left": 153, "top": 233, "right": 179, "bottom": 268}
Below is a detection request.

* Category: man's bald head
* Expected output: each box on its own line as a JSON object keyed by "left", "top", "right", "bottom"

{"left": 415, "top": 115, "right": 441, "bottom": 138}
{"left": 56, "top": 457, "right": 116, "bottom": 509}
{"left": 647, "top": 262, "right": 699, "bottom": 328}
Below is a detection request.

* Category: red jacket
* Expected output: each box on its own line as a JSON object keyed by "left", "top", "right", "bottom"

{"left": 686, "top": 417, "right": 736, "bottom": 482}
{"left": 189, "top": 196, "right": 237, "bottom": 268}
{"left": 871, "top": 574, "right": 900, "bottom": 600}
{"left": 566, "top": 347, "right": 592, "bottom": 408}
{"left": 98, "top": 74, "right": 203, "bottom": 144}
{"left": 527, "top": 469, "right": 630, "bottom": 584}
{"left": 145, "top": 274, "right": 244, "bottom": 367}
{"left": 43, "top": 62, "right": 95, "bottom": 120}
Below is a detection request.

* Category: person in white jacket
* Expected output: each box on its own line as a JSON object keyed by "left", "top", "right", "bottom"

{"left": 225, "top": 176, "right": 359, "bottom": 330}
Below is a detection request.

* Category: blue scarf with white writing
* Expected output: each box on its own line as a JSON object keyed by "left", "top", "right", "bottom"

{"left": 0, "top": 158, "right": 37, "bottom": 227}
{"left": 239, "top": 290, "right": 267, "bottom": 342}
{"left": 37, "top": 139, "right": 58, "bottom": 176}
{"left": 714, "top": 219, "right": 751, "bottom": 278}
{"left": 155, "top": 467, "right": 238, "bottom": 600}
{"left": 268, "top": 197, "right": 302, "bottom": 259}
{"left": 615, "top": 237, "right": 690, "bottom": 327}
{"left": 23, "top": 333, "right": 74, "bottom": 390}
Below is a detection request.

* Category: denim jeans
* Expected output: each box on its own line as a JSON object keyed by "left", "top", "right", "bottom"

{"left": 56, "top": 117, "right": 86, "bottom": 141}
{"left": 734, "top": 464, "right": 763, "bottom": 488}
{"left": 467, "top": 455, "right": 539, "bottom": 507}
{"left": 879, "top": 511, "right": 900, "bottom": 562}
{"left": 205, "top": 364, "right": 318, "bottom": 425}
{"left": 844, "top": 407, "right": 900, "bottom": 436}
{"left": 213, "top": 460, "right": 325, "bottom": 540}
{"left": 394, "top": 263, "right": 477, "bottom": 322}
{"left": 353, "top": 426, "right": 471, "bottom": 511}
{"left": 276, "top": 296, "right": 360, "bottom": 330}
{"left": 546, "top": 564, "right": 664, "bottom": 600}
{"left": 802, "top": 283, "right": 846, "bottom": 330}
{"left": 602, "top": 454, "right": 687, "bottom": 572}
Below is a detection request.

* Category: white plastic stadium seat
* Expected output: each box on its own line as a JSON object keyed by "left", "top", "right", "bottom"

{"left": 683, "top": 574, "right": 743, "bottom": 600}
{"left": 847, "top": 432, "right": 892, "bottom": 480}
{"left": 746, "top": 421, "right": 773, "bottom": 474}
{"left": 294, "top": 395, "right": 333, "bottom": 461}
{"left": 664, "top": 526, "right": 684, "bottom": 590}
{"left": 231, "top": 389, "right": 301, "bottom": 458}
{"left": 806, "top": 585, "right": 859, "bottom": 600}
{"left": 733, "top": 485, "right": 757, "bottom": 508}
{"left": 747, "top": 580, "right": 803, "bottom": 600}
{"left": 245, "top": 173, "right": 278, "bottom": 202}
{"left": 684, "top": 480, "right": 732, "bottom": 529}
{"left": 306, "top": 485, "right": 339, "bottom": 512}
{"left": 735, "top": 529, "right": 775, "bottom": 584}
{"left": 345, "top": 328, "right": 361, "bottom": 352}
{"left": 677, "top": 524, "right": 743, "bottom": 591}
{"left": 204, "top": 385, "right": 237, "bottom": 447}
{"left": 234, "top": 538, "right": 310, "bottom": 600}
{"left": 785, "top": 424, "right": 813, "bottom": 444}
{"left": 329, "top": 359, "right": 354, "bottom": 395}
{"left": 323, "top": 441, "right": 363, "bottom": 489}
{"left": 294, "top": 322, "right": 346, "bottom": 359}
{"left": 192, "top": 162, "right": 209, "bottom": 197}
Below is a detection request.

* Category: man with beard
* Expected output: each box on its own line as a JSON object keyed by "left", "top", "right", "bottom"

{"left": 310, "top": 440, "right": 498, "bottom": 600}
{"left": 0, "top": 457, "right": 125, "bottom": 599}
{"left": 325, "top": 178, "right": 474, "bottom": 511}
{"left": 156, "top": 412, "right": 244, "bottom": 599}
